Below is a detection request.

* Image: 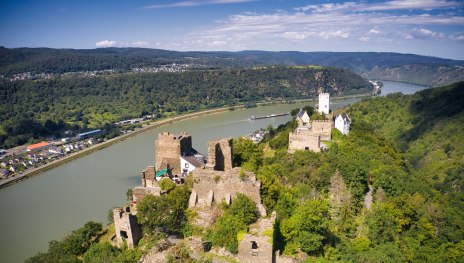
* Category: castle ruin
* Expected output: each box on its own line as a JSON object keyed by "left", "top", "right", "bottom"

{"left": 113, "top": 205, "right": 142, "bottom": 249}
{"left": 189, "top": 138, "right": 266, "bottom": 227}
{"left": 288, "top": 94, "right": 334, "bottom": 153}
{"left": 206, "top": 138, "right": 233, "bottom": 171}
{"left": 155, "top": 132, "right": 193, "bottom": 175}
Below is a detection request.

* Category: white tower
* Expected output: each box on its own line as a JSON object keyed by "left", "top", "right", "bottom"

{"left": 318, "top": 93, "right": 330, "bottom": 115}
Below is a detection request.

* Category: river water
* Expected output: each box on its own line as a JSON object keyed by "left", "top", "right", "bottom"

{"left": 0, "top": 81, "right": 426, "bottom": 263}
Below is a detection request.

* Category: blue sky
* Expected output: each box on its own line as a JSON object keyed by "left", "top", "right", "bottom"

{"left": 1, "top": 0, "right": 463, "bottom": 59}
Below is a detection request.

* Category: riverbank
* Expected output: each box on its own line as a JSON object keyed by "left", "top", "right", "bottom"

{"left": 0, "top": 106, "right": 240, "bottom": 189}
{"left": 0, "top": 90, "right": 377, "bottom": 189}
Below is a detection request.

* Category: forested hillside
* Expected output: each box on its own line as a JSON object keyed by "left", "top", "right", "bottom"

{"left": 232, "top": 81, "right": 464, "bottom": 261}
{"left": 0, "top": 66, "right": 372, "bottom": 148}
{"left": 1, "top": 47, "right": 463, "bottom": 86}
{"left": 26, "top": 82, "right": 464, "bottom": 263}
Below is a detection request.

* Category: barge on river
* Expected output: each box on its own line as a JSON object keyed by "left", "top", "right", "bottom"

{"left": 249, "top": 112, "right": 289, "bottom": 120}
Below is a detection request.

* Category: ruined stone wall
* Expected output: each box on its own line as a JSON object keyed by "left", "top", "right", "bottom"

{"left": 189, "top": 168, "right": 261, "bottom": 207}
{"left": 311, "top": 120, "right": 332, "bottom": 141}
{"left": 133, "top": 186, "right": 161, "bottom": 201}
{"left": 238, "top": 212, "right": 276, "bottom": 263}
{"left": 238, "top": 234, "right": 273, "bottom": 263}
{"left": 141, "top": 166, "right": 156, "bottom": 187}
{"left": 155, "top": 132, "right": 192, "bottom": 170}
{"left": 206, "top": 138, "right": 233, "bottom": 171}
{"left": 288, "top": 130, "right": 321, "bottom": 153}
{"left": 113, "top": 206, "right": 142, "bottom": 249}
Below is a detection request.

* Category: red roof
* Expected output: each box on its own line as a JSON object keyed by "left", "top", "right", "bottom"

{"left": 27, "top": 142, "right": 50, "bottom": 150}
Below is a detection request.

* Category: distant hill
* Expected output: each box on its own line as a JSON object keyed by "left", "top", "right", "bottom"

{"left": 0, "top": 66, "right": 372, "bottom": 148}
{"left": 1, "top": 47, "right": 463, "bottom": 86}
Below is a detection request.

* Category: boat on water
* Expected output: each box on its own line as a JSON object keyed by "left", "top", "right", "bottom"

{"left": 249, "top": 112, "right": 289, "bottom": 120}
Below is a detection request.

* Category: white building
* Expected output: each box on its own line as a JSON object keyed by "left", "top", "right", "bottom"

{"left": 335, "top": 113, "right": 351, "bottom": 135}
{"left": 180, "top": 153, "right": 206, "bottom": 177}
{"left": 318, "top": 93, "right": 330, "bottom": 115}
{"left": 296, "top": 109, "right": 311, "bottom": 126}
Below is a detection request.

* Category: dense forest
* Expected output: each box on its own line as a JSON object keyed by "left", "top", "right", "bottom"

{"left": 27, "top": 82, "right": 464, "bottom": 262}
{"left": 1, "top": 47, "right": 463, "bottom": 86}
{"left": 0, "top": 66, "right": 372, "bottom": 148}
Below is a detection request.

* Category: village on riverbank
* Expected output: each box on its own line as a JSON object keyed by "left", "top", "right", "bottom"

{"left": 0, "top": 88, "right": 376, "bottom": 189}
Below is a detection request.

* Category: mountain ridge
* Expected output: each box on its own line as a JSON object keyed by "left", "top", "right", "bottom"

{"left": 1, "top": 47, "right": 463, "bottom": 86}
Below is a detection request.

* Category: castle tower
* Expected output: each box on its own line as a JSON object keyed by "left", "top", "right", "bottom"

{"left": 206, "top": 138, "right": 233, "bottom": 171}
{"left": 113, "top": 206, "right": 142, "bottom": 249}
{"left": 155, "top": 132, "right": 192, "bottom": 174}
{"left": 318, "top": 93, "right": 330, "bottom": 115}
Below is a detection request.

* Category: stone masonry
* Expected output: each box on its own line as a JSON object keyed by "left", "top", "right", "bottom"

{"left": 189, "top": 138, "right": 266, "bottom": 227}
{"left": 288, "top": 118, "right": 333, "bottom": 153}
{"left": 311, "top": 120, "right": 332, "bottom": 141}
{"left": 288, "top": 128, "right": 321, "bottom": 153}
{"left": 155, "top": 132, "right": 192, "bottom": 175}
{"left": 141, "top": 166, "right": 156, "bottom": 188}
{"left": 113, "top": 205, "right": 142, "bottom": 249}
{"left": 238, "top": 212, "right": 276, "bottom": 263}
{"left": 206, "top": 138, "right": 233, "bottom": 171}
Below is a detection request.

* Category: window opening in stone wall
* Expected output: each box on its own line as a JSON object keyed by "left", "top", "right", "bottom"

{"left": 251, "top": 241, "right": 258, "bottom": 249}
{"left": 214, "top": 144, "right": 225, "bottom": 171}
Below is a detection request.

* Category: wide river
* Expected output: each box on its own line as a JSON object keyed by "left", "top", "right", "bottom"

{"left": 0, "top": 81, "right": 427, "bottom": 263}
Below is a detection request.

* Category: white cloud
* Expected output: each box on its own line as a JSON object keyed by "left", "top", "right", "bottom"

{"left": 143, "top": 0, "right": 257, "bottom": 9}
{"left": 359, "top": 37, "right": 370, "bottom": 42}
{"left": 163, "top": 1, "right": 462, "bottom": 57}
{"left": 282, "top": 31, "right": 313, "bottom": 40}
{"left": 95, "top": 40, "right": 117, "bottom": 47}
{"left": 296, "top": 0, "right": 463, "bottom": 13}
{"left": 450, "top": 33, "right": 464, "bottom": 41}
{"left": 363, "top": 0, "right": 463, "bottom": 11}
{"left": 406, "top": 28, "right": 445, "bottom": 40}
{"left": 211, "top": 40, "right": 227, "bottom": 46}
{"left": 295, "top": 2, "right": 359, "bottom": 13}
{"left": 131, "top": 41, "right": 150, "bottom": 47}
{"left": 319, "top": 30, "right": 350, "bottom": 39}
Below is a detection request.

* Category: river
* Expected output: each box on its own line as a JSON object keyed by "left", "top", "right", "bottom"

{"left": 0, "top": 81, "right": 427, "bottom": 263}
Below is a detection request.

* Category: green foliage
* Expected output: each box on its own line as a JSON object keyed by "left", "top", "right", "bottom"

{"left": 126, "top": 188, "right": 133, "bottom": 201}
{"left": 233, "top": 137, "right": 263, "bottom": 172}
{"left": 205, "top": 194, "right": 257, "bottom": 254}
{"left": 82, "top": 243, "right": 119, "bottom": 263}
{"left": 136, "top": 186, "right": 191, "bottom": 237}
{"left": 26, "top": 221, "right": 103, "bottom": 263}
{"left": 0, "top": 66, "right": 372, "bottom": 148}
{"left": 245, "top": 82, "right": 464, "bottom": 260}
{"left": 280, "top": 199, "right": 331, "bottom": 255}
{"left": 159, "top": 178, "right": 176, "bottom": 192}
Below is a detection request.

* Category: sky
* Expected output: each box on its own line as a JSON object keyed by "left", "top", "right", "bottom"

{"left": 0, "top": 0, "right": 463, "bottom": 59}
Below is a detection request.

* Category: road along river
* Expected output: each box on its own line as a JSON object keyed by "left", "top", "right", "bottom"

{"left": 0, "top": 81, "right": 427, "bottom": 263}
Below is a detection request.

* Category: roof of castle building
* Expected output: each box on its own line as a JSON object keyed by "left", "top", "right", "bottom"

{"left": 296, "top": 109, "right": 306, "bottom": 119}
{"left": 182, "top": 155, "right": 206, "bottom": 168}
{"left": 158, "top": 157, "right": 181, "bottom": 175}
{"left": 337, "top": 113, "right": 351, "bottom": 123}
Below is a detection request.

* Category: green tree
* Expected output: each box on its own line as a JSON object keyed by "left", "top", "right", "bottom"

{"left": 83, "top": 243, "right": 119, "bottom": 263}
{"left": 281, "top": 199, "right": 330, "bottom": 255}
{"left": 137, "top": 186, "right": 190, "bottom": 236}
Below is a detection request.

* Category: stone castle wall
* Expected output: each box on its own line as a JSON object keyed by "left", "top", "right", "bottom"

{"left": 113, "top": 206, "right": 142, "bottom": 249}
{"left": 288, "top": 129, "right": 321, "bottom": 153}
{"left": 155, "top": 132, "right": 192, "bottom": 173}
{"left": 206, "top": 138, "right": 233, "bottom": 171}
{"left": 141, "top": 166, "right": 156, "bottom": 187}
{"left": 237, "top": 212, "right": 276, "bottom": 263}
{"left": 189, "top": 168, "right": 262, "bottom": 208}
{"left": 311, "top": 120, "right": 332, "bottom": 141}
